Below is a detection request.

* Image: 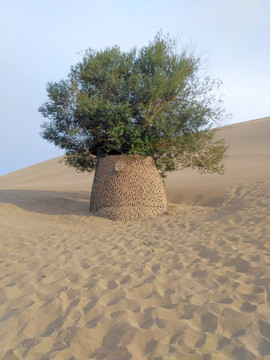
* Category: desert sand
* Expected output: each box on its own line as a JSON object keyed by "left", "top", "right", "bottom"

{"left": 0, "top": 117, "right": 270, "bottom": 360}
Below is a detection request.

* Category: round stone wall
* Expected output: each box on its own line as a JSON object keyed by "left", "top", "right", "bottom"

{"left": 89, "top": 155, "right": 167, "bottom": 220}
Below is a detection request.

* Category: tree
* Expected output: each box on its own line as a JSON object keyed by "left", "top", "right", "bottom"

{"left": 39, "top": 32, "right": 228, "bottom": 177}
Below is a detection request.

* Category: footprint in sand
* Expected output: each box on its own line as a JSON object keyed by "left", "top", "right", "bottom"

{"left": 217, "top": 337, "right": 231, "bottom": 350}
{"left": 107, "top": 280, "right": 118, "bottom": 290}
{"left": 231, "top": 346, "right": 256, "bottom": 360}
{"left": 259, "top": 320, "right": 270, "bottom": 340}
{"left": 200, "top": 312, "right": 218, "bottom": 333}
{"left": 240, "top": 302, "right": 257, "bottom": 313}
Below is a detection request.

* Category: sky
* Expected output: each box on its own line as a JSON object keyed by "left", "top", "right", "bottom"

{"left": 0, "top": 0, "right": 269, "bottom": 175}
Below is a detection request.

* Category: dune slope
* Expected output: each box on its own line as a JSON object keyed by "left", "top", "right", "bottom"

{"left": 0, "top": 117, "right": 270, "bottom": 360}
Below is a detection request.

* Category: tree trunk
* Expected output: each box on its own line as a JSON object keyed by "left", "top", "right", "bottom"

{"left": 89, "top": 155, "right": 167, "bottom": 220}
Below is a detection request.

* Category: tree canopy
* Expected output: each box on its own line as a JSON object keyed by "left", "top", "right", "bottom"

{"left": 39, "top": 32, "right": 228, "bottom": 176}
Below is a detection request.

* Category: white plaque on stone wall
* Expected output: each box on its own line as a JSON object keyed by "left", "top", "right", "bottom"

{"left": 115, "top": 159, "right": 126, "bottom": 172}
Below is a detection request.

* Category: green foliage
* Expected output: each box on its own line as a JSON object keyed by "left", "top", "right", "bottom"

{"left": 39, "top": 32, "right": 229, "bottom": 177}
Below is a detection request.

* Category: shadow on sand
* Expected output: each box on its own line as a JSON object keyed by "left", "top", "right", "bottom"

{"left": 0, "top": 189, "right": 94, "bottom": 216}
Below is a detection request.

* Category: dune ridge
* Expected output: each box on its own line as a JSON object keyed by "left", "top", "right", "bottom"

{"left": 0, "top": 117, "right": 270, "bottom": 359}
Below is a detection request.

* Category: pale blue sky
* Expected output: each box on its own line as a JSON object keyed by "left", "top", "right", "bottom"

{"left": 0, "top": 0, "right": 269, "bottom": 175}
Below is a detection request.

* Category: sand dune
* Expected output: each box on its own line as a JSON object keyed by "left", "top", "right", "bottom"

{"left": 0, "top": 117, "right": 270, "bottom": 359}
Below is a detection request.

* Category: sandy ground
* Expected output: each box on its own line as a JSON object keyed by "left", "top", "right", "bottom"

{"left": 0, "top": 117, "right": 270, "bottom": 360}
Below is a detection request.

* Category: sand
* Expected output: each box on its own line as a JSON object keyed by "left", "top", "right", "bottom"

{"left": 0, "top": 117, "right": 270, "bottom": 360}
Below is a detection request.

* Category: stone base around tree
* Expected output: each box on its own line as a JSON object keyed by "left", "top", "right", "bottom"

{"left": 95, "top": 205, "right": 167, "bottom": 221}
{"left": 89, "top": 155, "right": 167, "bottom": 221}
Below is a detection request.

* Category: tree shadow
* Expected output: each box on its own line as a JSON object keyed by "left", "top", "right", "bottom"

{"left": 0, "top": 189, "right": 94, "bottom": 216}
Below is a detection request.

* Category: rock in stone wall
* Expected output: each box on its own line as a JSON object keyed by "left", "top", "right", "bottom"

{"left": 89, "top": 155, "right": 167, "bottom": 220}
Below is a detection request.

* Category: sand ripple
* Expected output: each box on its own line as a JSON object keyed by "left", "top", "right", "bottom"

{"left": 1, "top": 172, "right": 270, "bottom": 359}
